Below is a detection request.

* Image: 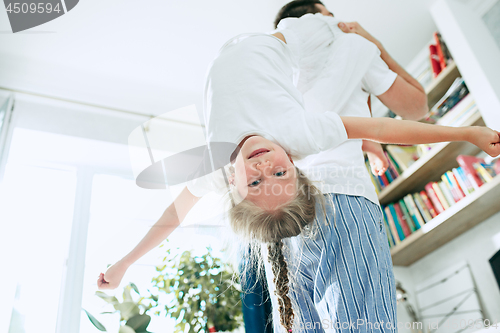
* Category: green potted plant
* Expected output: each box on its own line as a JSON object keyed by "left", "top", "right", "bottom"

{"left": 83, "top": 282, "right": 159, "bottom": 333}
{"left": 149, "top": 246, "right": 243, "bottom": 333}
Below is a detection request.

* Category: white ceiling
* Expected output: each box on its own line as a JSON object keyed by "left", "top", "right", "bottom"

{"left": 0, "top": 0, "right": 438, "bottom": 123}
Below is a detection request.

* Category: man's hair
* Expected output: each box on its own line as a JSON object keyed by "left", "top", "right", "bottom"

{"left": 229, "top": 166, "right": 325, "bottom": 331}
{"left": 274, "top": 0, "right": 325, "bottom": 28}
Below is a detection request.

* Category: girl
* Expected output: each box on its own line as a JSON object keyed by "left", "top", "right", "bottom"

{"left": 99, "top": 10, "right": 500, "bottom": 332}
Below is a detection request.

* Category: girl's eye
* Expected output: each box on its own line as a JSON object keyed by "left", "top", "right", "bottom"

{"left": 275, "top": 171, "right": 286, "bottom": 177}
{"left": 249, "top": 179, "right": 261, "bottom": 187}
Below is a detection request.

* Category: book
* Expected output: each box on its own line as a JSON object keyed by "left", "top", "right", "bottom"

{"left": 394, "top": 202, "right": 411, "bottom": 237}
{"left": 452, "top": 168, "right": 471, "bottom": 196}
{"left": 413, "top": 193, "right": 432, "bottom": 223}
{"left": 435, "top": 94, "right": 474, "bottom": 126}
{"left": 474, "top": 163, "right": 494, "bottom": 183}
{"left": 386, "top": 151, "right": 402, "bottom": 174}
{"left": 431, "top": 182, "right": 450, "bottom": 210}
{"left": 435, "top": 31, "right": 453, "bottom": 63}
{"left": 419, "top": 190, "right": 438, "bottom": 218}
{"left": 404, "top": 194, "right": 425, "bottom": 229}
{"left": 389, "top": 204, "right": 406, "bottom": 241}
{"left": 434, "top": 32, "right": 447, "bottom": 70}
{"left": 384, "top": 206, "right": 401, "bottom": 244}
{"left": 457, "top": 167, "right": 475, "bottom": 194}
{"left": 438, "top": 181, "right": 456, "bottom": 207}
{"left": 380, "top": 173, "right": 390, "bottom": 187}
{"left": 425, "top": 78, "right": 469, "bottom": 123}
{"left": 425, "top": 183, "right": 445, "bottom": 214}
{"left": 441, "top": 174, "right": 459, "bottom": 202}
{"left": 429, "top": 44, "right": 442, "bottom": 77}
{"left": 385, "top": 145, "right": 419, "bottom": 171}
{"left": 457, "top": 155, "right": 485, "bottom": 189}
{"left": 446, "top": 171, "right": 466, "bottom": 198}
{"left": 382, "top": 208, "right": 395, "bottom": 247}
{"left": 398, "top": 199, "right": 417, "bottom": 232}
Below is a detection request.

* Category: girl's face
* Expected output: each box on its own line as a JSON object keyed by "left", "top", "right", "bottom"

{"left": 231, "top": 136, "right": 297, "bottom": 210}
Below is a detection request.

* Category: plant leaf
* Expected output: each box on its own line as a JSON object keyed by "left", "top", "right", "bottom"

{"left": 130, "top": 283, "right": 140, "bottom": 295}
{"left": 95, "top": 291, "right": 118, "bottom": 304}
{"left": 118, "top": 325, "right": 136, "bottom": 333}
{"left": 126, "top": 314, "right": 151, "bottom": 331}
{"left": 82, "top": 308, "right": 107, "bottom": 331}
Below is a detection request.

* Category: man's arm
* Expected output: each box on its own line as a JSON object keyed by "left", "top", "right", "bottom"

{"left": 341, "top": 116, "right": 500, "bottom": 157}
{"left": 338, "top": 22, "right": 428, "bottom": 120}
{"left": 98, "top": 187, "right": 200, "bottom": 289}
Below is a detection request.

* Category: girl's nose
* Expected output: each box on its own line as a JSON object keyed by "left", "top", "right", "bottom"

{"left": 255, "top": 160, "right": 270, "bottom": 170}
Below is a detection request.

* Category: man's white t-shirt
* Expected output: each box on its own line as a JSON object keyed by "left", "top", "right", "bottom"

{"left": 277, "top": 14, "right": 397, "bottom": 205}
{"left": 188, "top": 33, "right": 349, "bottom": 197}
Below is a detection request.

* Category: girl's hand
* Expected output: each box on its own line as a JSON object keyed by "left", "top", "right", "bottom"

{"left": 469, "top": 126, "right": 500, "bottom": 157}
{"left": 97, "top": 260, "right": 129, "bottom": 290}
{"left": 367, "top": 150, "right": 389, "bottom": 176}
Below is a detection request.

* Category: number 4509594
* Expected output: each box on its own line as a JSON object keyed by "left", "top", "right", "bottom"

{"left": 6, "top": 2, "right": 62, "bottom": 14}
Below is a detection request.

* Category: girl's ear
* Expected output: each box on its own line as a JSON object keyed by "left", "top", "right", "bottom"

{"left": 288, "top": 154, "right": 294, "bottom": 165}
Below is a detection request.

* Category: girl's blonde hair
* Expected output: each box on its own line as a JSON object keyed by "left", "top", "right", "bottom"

{"left": 229, "top": 166, "right": 325, "bottom": 331}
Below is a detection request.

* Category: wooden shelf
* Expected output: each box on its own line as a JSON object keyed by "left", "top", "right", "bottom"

{"left": 391, "top": 175, "right": 500, "bottom": 266}
{"left": 378, "top": 112, "right": 484, "bottom": 205}
{"left": 425, "top": 61, "right": 461, "bottom": 109}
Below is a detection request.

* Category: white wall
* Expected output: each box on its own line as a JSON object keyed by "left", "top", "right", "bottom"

{"left": 394, "top": 212, "right": 500, "bottom": 323}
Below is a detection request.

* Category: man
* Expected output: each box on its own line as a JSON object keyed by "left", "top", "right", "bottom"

{"left": 241, "top": 1, "right": 428, "bottom": 332}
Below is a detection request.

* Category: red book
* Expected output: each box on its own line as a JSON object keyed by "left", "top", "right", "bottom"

{"left": 434, "top": 32, "right": 447, "bottom": 70}
{"left": 425, "top": 183, "right": 445, "bottom": 214}
{"left": 456, "top": 155, "right": 485, "bottom": 189}
{"left": 420, "top": 191, "right": 438, "bottom": 218}
{"left": 429, "top": 44, "right": 442, "bottom": 77}
{"left": 380, "top": 173, "right": 390, "bottom": 186}
{"left": 394, "top": 203, "right": 411, "bottom": 237}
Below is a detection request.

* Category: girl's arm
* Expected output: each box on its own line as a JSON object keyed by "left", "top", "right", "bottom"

{"left": 97, "top": 187, "right": 200, "bottom": 290}
{"left": 341, "top": 116, "right": 500, "bottom": 157}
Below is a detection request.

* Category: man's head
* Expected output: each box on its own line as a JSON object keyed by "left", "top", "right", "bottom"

{"left": 274, "top": 0, "right": 333, "bottom": 29}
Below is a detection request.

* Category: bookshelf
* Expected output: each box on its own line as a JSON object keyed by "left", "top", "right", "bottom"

{"left": 381, "top": 25, "right": 498, "bottom": 266}
{"left": 391, "top": 175, "right": 500, "bottom": 266}
{"left": 425, "top": 61, "right": 460, "bottom": 109}
{"left": 378, "top": 112, "right": 484, "bottom": 206}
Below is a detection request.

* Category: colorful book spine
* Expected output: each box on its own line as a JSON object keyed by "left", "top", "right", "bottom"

{"left": 456, "top": 155, "right": 484, "bottom": 188}
{"left": 398, "top": 199, "right": 417, "bottom": 232}
{"left": 404, "top": 194, "right": 424, "bottom": 229}
{"left": 474, "top": 163, "right": 494, "bottom": 182}
{"left": 438, "top": 181, "right": 456, "bottom": 207}
{"left": 384, "top": 206, "right": 400, "bottom": 244}
{"left": 447, "top": 171, "right": 466, "bottom": 198}
{"left": 425, "top": 182, "right": 445, "bottom": 214}
{"left": 419, "top": 190, "right": 438, "bottom": 218}
{"left": 382, "top": 208, "right": 395, "bottom": 247}
{"left": 452, "top": 168, "right": 470, "bottom": 196}
{"left": 432, "top": 182, "right": 450, "bottom": 210}
{"left": 445, "top": 172, "right": 464, "bottom": 201}
{"left": 413, "top": 193, "right": 432, "bottom": 223}
{"left": 394, "top": 202, "right": 411, "bottom": 237}
{"left": 388, "top": 204, "right": 405, "bottom": 241}
{"left": 457, "top": 167, "right": 475, "bottom": 193}
{"left": 385, "top": 169, "right": 394, "bottom": 183}
{"left": 380, "top": 174, "right": 390, "bottom": 187}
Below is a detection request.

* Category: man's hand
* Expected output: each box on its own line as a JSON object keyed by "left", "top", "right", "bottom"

{"left": 468, "top": 127, "right": 500, "bottom": 157}
{"left": 367, "top": 150, "right": 389, "bottom": 176}
{"left": 362, "top": 140, "right": 389, "bottom": 176}
{"left": 338, "top": 21, "right": 380, "bottom": 47}
{"left": 97, "top": 260, "right": 129, "bottom": 290}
